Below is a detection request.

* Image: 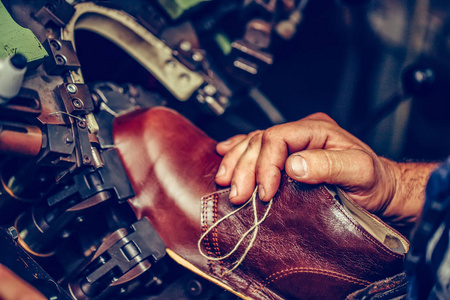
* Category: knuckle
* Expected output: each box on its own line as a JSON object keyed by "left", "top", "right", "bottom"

{"left": 228, "top": 134, "right": 245, "bottom": 143}
{"left": 248, "top": 130, "right": 263, "bottom": 138}
{"left": 314, "top": 112, "right": 331, "bottom": 119}
{"left": 261, "top": 127, "right": 279, "bottom": 142}
{"left": 247, "top": 134, "right": 262, "bottom": 149}
{"left": 310, "top": 112, "right": 333, "bottom": 122}
{"left": 303, "top": 113, "right": 338, "bottom": 129}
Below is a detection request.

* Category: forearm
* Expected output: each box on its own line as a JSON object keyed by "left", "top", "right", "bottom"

{"left": 384, "top": 159, "right": 440, "bottom": 227}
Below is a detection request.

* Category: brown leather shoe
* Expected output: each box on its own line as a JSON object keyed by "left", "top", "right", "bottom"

{"left": 113, "top": 107, "right": 409, "bottom": 300}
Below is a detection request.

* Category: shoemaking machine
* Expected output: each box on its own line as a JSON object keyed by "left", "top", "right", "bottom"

{"left": 1, "top": 0, "right": 450, "bottom": 299}
{"left": 0, "top": 0, "right": 310, "bottom": 298}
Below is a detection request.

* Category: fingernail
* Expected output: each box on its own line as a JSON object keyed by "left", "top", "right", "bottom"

{"left": 258, "top": 184, "right": 265, "bottom": 200}
{"left": 216, "top": 165, "right": 226, "bottom": 177}
{"left": 229, "top": 184, "right": 238, "bottom": 198}
{"left": 291, "top": 155, "right": 307, "bottom": 177}
{"left": 220, "top": 139, "right": 232, "bottom": 145}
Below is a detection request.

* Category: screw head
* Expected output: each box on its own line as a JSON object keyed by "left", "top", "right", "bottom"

{"left": 55, "top": 54, "right": 66, "bottom": 65}
{"left": 180, "top": 40, "right": 192, "bottom": 52}
{"left": 203, "top": 84, "right": 216, "bottom": 96}
{"left": 67, "top": 84, "right": 78, "bottom": 94}
{"left": 192, "top": 51, "right": 203, "bottom": 62}
{"left": 72, "top": 98, "right": 84, "bottom": 109}
{"left": 186, "top": 279, "right": 202, "bottom": 296}
{"left": 65, "top": 135, "right": 73, "bottom": 144}
{"left": 50, "top": 39, "right": 61, "bottom": 50}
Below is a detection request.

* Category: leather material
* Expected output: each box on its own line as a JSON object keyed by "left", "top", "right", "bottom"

{"left": 113, "top": 107, "right": 407, "bottom": 300}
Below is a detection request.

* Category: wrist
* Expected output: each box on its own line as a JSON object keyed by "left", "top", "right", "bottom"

{"left": 382, "top": 159, "right": 439, "bottom": 226}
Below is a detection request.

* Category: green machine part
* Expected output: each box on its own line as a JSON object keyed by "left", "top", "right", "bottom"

{"left": 157, "top": 0, "right": 210, "bottom": 20}
{"left": 0, "top": 0, "right": 47, "bottom": 67}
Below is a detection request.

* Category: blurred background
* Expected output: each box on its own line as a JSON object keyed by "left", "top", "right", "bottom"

{"left": 70, "top": 0, "right": 450, "bottom": 161}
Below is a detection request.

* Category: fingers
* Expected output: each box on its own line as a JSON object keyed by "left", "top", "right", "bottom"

{"left": 227, "top": 133, "right": 263, "bottom": 204}
{"left": 254, "top": 128, "right": 289, "bottom": 202}
{"left": 215, "top": 131, "right": 262, "bottom": 187}
{"left": 215, "top": 113, "right": 371, "bottom": 206}
{"left": 285, "top": 149, "right": 376, "bottom": 190}
{"left": 216, "top": 132, "right": 264, "bottom": 204}
{"left": 0, "top": 265, "right": 46, "bottom": 300}
{"left": 216, "top": 134, "right": 247, "bottom": 156}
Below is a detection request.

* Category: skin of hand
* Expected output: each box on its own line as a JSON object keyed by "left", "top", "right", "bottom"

{"left": 215, "top": 112, "right": 439, "bottom": 225}
{"left": 0, "top": 264, "right": 46, "bottom": 300}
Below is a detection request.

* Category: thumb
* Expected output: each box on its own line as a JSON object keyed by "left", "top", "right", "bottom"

{"left": 285, "top": 149, "right": 376, "bottom": 189}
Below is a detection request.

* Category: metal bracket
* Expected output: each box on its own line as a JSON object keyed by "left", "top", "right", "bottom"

{"left": 68, "top": 218, "right": 166, "bottom": 299}
{"left": 43, "top": 38, "right": 81, "bottom": 75}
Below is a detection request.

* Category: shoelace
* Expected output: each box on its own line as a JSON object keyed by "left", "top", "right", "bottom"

{"left": 197, "top": 187, "right": 273, "bottom": 276}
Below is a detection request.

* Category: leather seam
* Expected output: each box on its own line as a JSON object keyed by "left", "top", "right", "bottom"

{"left": 201, "top": 194, "right": 216, "bottom": 276}
{"left": 201, "top": 188, "right": 230, "bottom": 200}
{"left": 211, "top": 193, "right": 225, "bottom": 275}
{"left": 320, "top": 186, "right": 403, "bottom": 259}
{"left": 201, "top": 192, "right": 228, "bottom": 277}
{"left": 261, "top": 267, "right": 371, "bottom": 287}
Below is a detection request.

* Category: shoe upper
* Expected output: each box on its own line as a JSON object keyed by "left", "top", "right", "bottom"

{"left": 113, "top": 107, "right": 407, "bottom": 300}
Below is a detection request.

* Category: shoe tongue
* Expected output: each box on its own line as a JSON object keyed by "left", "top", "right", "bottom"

{"left": 332, "top": 186, "right": 409, "bottom": 254}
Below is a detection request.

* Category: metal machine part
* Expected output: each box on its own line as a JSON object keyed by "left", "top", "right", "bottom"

{"left": 6, "top": 0, "right": 449, "bottom": 299}
{"left": 68, "top": 218, "right": 166, "bottom": 300}
{"left": 0, "top": 226, "right": 73, "bottom": 300}
{"left": 0, "top": 0, "right": 296, "bottom": 298}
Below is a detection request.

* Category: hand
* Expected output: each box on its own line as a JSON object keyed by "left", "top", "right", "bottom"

{"left": 215, "top": 113, "right": 437, "bottom": 224}
{"left": 0, "top": 265, "right": 46, "bottom": 300}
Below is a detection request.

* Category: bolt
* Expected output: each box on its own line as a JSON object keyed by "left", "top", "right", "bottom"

{"left": 50, "top": 39, "right": 61, "bottom": 50}
{"left": 186, "top": 279, "right": 202, "bottom": 296}
{"left": 98, "top": 256, "right": 106, "bottom": 264}
{"left": 55, "top": 54, "right": 66, "bottom": 65}
{"left": 65, "top": 135, "right": 73, "bottom": 144}
{"left": 414, "top": 70, "right": 426, "bottom": 83}
{"left": 196, "top": 94, "right": 205, "bottom": 103}
{"left": 83, "top": 155, "right": 91, "bottom": 163}
{"left": 180, "top": 40, "right": 192, "bottom": 52}
{"left": 192, "top": 51, "right": 203, "bottom": 62}
{"left": 203, "top": 84, "right": 216, "bottom": 96}
{"left": 78, "top": 120, "right": 86, "bottom": 128}
{"left": 39, "top": 174, "right": 47, "bottom": 183}
{"left": 72, "top": 98, "right": 84, "bottom": 109}
{"left": 67, "top": 84, "right": 77, "bottom": 94}
{"left": 413, "top": 69, "right": 433, "bottom": 84}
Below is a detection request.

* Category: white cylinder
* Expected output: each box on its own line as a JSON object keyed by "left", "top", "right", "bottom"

{"left": 0, "top": 54, "right": 27, "bottom": 100}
